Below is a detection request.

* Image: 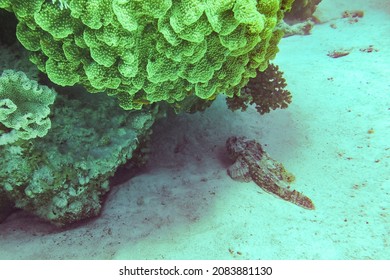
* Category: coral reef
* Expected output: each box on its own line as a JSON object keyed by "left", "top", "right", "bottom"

{"left": 0, "top": 1, "right": 299, "bottom": 226}
{"left": 0, "top": 35, "right": 160, "bottom": 226}
{"left": 226, "top": 136, "right": 315, "bottom": 210}
{"left": 226, "top": 63, "right": 292, "bottom": 115}
{"left": 0, "top": 87, "right": 160, "bottom": 226}
{"left": 1, "top": 0, "right": 294, "bottom": 110}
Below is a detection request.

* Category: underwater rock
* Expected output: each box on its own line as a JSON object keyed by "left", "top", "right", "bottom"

{"left": 226, "top": 136, "right": 315, "bottom": 210}
{"left": 0, "top": 87, "right": 159, "bottom": 226}
{"left": 281, "top": 0, "right": 321, "bottom": 37}
{"left": 284, "top": 0, "right": 322, "bottom": 23}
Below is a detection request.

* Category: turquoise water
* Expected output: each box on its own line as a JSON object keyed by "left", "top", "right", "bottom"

{"left": 0, "top": 0, "right": 389, "bottom": 260}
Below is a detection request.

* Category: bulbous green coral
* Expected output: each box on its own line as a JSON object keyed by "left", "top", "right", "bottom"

{"left": 3, "top": 0, "right": 293, "bottom": 110}
{"left": 0, "top": 70, "right": 56, "bottom": 145}
{"left": 0, "top": 0, "right": 10, "bottom": 10}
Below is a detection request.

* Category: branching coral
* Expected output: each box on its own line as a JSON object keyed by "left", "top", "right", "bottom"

{"left": 226, "top": 63, "right": 292, "bottom": 115}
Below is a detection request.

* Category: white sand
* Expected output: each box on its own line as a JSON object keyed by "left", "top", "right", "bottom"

{"left": 0, "top": 0, "right": 389, "bottom": 260}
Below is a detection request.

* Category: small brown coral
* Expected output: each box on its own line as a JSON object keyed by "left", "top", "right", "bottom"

{"left": 226, "top": 63, "right": 292, "bottom": 115}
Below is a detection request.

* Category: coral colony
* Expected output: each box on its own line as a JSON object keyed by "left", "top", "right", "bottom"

{"left": 0, "top": 0, "right": 311, "bottom": 226}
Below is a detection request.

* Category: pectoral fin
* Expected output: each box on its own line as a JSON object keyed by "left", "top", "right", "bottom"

{"left": 227, "top": 157, "right": 252, "bottom": 182}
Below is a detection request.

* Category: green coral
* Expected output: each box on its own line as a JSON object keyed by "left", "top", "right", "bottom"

{"left": 0, "top": 70, "right": 56, "bottom": 145}
{"left": 0, "top": 0, "right": 11, "bottom": 11}
{"left": 2, "top": 0, "right": 294, "bottom": 110}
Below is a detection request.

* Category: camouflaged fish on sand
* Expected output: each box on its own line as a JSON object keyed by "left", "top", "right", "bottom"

{"left": 226, "top": 136, "right": 315, "bottom": 210}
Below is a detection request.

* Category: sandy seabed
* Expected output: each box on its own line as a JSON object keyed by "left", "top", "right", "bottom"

{"left": 0, "top": 0, "right": 389, "bottom": 260}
